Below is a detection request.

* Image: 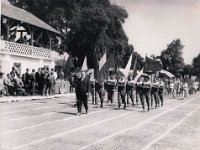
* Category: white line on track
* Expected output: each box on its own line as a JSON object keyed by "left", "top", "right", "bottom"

{"left": 9, "top": 110, "right": 132, "bottom": 150}
{"left": 78, "top": 95, "right": 200, "bottom": 150}
{"left": 1, "top": 108, "right": 76, "bottom": 123}
{"left": 0, "top": 104, "right": 69, "bottom": 115}
{"left": 142, "top": 104, "right": 200, "bottom": 150}
{"left": 2, "top": 109, "right": 108, "bottom": 136}
{"left": 0, "top": 93, "right": 75, "bottom": 108}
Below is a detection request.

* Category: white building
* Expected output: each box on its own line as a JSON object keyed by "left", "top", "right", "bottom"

{"left": 0, "top": 0, "right": 60, "bottom": 75}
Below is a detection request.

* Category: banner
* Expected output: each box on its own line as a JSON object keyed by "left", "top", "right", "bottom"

{"left": 81, "top": 56, "right": 88, "bottom": 71}
{"left": 123, "top": 54, "right": 132, "bottom": 78}
{"left": 144, "top": 56, "right": 163, "bottom": 74}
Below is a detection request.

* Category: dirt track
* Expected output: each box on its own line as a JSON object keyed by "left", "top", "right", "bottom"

{"left": 0, "top": 92, "right": 200, "bottom": 150}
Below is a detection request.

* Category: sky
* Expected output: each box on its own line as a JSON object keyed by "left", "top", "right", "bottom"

{"left": 111, "top": 0, "right": 200, "bottom": 64}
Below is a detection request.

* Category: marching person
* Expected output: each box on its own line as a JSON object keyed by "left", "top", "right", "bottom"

{"left": 105, "top": 75, "right": 116, "bottom": 106}
{"left": 141, "top": 75, "right": 151, "bottom": 112}
{"left": 136, "top": 77, "right": 144, "bottom": 109}
{"left": 181, "top": 81, "right": 188, "bottom": 100}
{"left": 95, "top": 81, "right": 105, "bottom": 108}
{"left": 117, "top": 74, "right": 126, "bottom": 109}
{"left": 150, "top": 78, "right": 159, "bottom": 109}
{"left": 76, "top": 71, "right": 90, "bottom": 116}
{"left": 88, "top": 73, "right": 96, "bottom": 105}
{"left": 126, "top": 75, "right": 135, "bottom": 106}
{"left": 158, "top": 78, "right": 165, "bottom": 107}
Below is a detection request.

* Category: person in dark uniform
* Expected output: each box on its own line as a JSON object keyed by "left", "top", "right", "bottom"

{"left": 117, "top": 74, "right": 126, "bottom": 109}
{"left": 136, "top": 77, "right": 144, "bottom": 107}
{"left": 104, "top": 76, "right": 110, "bottom": 102}
{"left": 158, "top": 78, "right": 165, "bottom": 106}
{"left": 142, "top": 76, "right": 151, "bottom": 112}
{"left": 150, "top": 78, "right": 159, "bottom": 109}
{"left": 105, "top": 75, "right": 116, "bottom": 106}
{"left": 76, "top": 71, "right": 90, "bottom": 116}
{"left": 126, "top": 75, "right": 136, "bottom": 106}
{"left": 95, "top": 81, "right": 105, "bottom": 108}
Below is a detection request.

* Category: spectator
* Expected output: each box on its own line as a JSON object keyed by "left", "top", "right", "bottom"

{"left": 49, "top": 72, "right": 56, "bottom": 95}
{"left": 30, "top": 69, "right": 36, "bottom": 95}
{"left": 22, "top": 68, "right": 31, "bottom": 94}
{"left": 15, "top": 75, "right": 26, "bottom": 96}
{"left": 35, "top": 68, "right": 41, "bottom": 93}
{"left": 42, "top": 72, "right": 49, "bottom": 96}
{"left": 0, "top": 72, "right": 5, "bottom": 96}
{"left": 51, "top": 68, "right": 57, "bottom": 80}
{"left": 4, "top": 73, "right": 15, "bottom": 96}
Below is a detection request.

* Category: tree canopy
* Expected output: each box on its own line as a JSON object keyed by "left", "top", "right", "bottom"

{"left": 159, "top": 39, "right": 185, "bottom": 75}
{"left": 9, "top": 0, "right": 135, "bottom": 68}
{"left": 192, "top": 53, "right": 200, "bottom": 76}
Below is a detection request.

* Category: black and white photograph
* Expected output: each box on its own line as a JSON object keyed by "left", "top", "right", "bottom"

{"left": 0, "top": 0, "right": 200, "bottom": 149}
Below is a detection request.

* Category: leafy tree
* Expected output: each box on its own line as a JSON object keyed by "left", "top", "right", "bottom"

{"left": 183, "top": 64, "right": 193, "bottom": 77}
{"left": 192, "top": 53, "right": 200, "bottom": 76}
{"left": 9, "top": 0, "right": 132, "bottom": 69}
{"left": 159, "top": 39, "right": 185, "bottom": 75}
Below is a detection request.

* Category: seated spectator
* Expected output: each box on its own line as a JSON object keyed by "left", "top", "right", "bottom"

{"left": 4, "top": 73, "right": 15, "bottom": 96}
{"left": 0, "top": 72, "right": 5, "bottom": 96}
{"left": 15, "top": 75, "right": 26, "bottom": 96}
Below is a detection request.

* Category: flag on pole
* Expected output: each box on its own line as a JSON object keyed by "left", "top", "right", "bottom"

{"left": 133, "top": 68, "right": 144, "bottom": 82}
{"left": 96, "top": 53, "right": 115, "bottom": 82}
{"left": 99, "top": 52, "right": 106, "bottom": 70}
{"left": 93, "top": 49, "right": 99, "bottom": 79}
{"left": 64, "top": 54, "right": 74, "bottom": 78}
{"left": 81, "top": 56, "right": 88, "bottom": 71}
{"left": 123, "top": 53, "right": 133, "bottom": 78}
{"left": 144, "top": 56, "right": 163, "bottom": 74}
{"left": 132, "top": 54, "right": 138, "bottom": 78}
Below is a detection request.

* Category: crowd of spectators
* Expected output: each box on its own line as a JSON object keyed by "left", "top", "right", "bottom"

{"left": 0, "top": 67, "right": 61, "bottom": 97}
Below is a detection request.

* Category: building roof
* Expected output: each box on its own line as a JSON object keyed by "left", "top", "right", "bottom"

{"left": 1, "top": 0, "right": 60, "bottom": 34}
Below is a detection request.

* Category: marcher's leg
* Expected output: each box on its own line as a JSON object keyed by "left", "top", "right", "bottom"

{"left": 118, "top": 92, "right": 121, "bottom": 109}
{"left": 146, "top": 93, "right": 150, "bottom": 111}
{"left": 82, "top": 94, "right": 88, "bottom": 114}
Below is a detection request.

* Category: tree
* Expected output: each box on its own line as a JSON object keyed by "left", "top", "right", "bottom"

{"left": 192, "top": 53, "right": 200, "bottom": 77}
{"left": 183, "top": 64, "right": 193, "bottom": 77}
{"left": 9, "top": 0, "right": 132, "bottom": 69}
{"left": 159, "top": 39, "right": 185, "bottom": 75}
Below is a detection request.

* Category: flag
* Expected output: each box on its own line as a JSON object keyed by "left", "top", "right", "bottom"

{"left": 132, "top": 55, "right": 138, "bottom": 78}
{"left": 64, "top": 54, "right": 74, "bottom": 79}
{"left": 96, "top": 53, "right": 115, "bottom": 82}
{"left": 81, "top": 56, "right": 88, "bottom": 71}
{"left": 99, "top": 52, "right": 106, "bottom": 70}
{"left": 133, "top": 68, "right": 144, "bottom": 82}
{"left": 144, "top": 56, "right": 163, "bottom": 74}
{"left": 123, "top": 53, "right": 133, "bottom": 78}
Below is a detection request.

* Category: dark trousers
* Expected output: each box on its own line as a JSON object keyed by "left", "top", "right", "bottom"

{"left": 127, "top": 89, "right": 134, "bottom": 105}
{"left": 158, "top": 92, "right": 164, "bottom": 106}
{"left": 95, "top": 88, "right": 104, "bottom": 107}
{"left": 107, "top": 89, "right": 115, "bottom": 103}
{"left": 151, "top": 91, "right": 159, "bottom": 108}
{"left": 118, "top": 89, "right": 126, "bottom": 109}
{"left": 141, "top": 92, "right": 150, "bottom": 111}
{"left": 30, "top": 82, "right": 35, "bottom": 95}
{"left": 77, "top": 92, "right": 88, "bottom": 113}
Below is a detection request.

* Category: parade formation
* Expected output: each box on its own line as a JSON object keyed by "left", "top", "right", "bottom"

{"left": 71, "top": 68, "right": 199, "bottom": 115}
